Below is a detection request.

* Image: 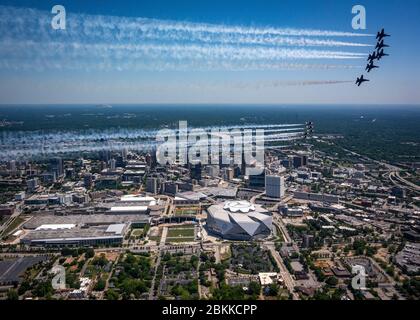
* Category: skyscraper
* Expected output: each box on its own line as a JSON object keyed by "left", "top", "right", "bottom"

{"left": 146, "top": 177, "right": 159, "bottom": 194}
{"left": 27, "top": 178, "right": 40, "bottom": 192}
{"left": 248, "top": 169, "right": 266, "bottom": 189}
{"left": 110, "top": 158, "right": 116, "bottom": 171}
{"left": 84, "top": 173, "right": 93, "bottom": 189}
{"left": 265, "top": 175, "right": 285, "bottom": 199}
{"left": 190, "top": 162, "right": 202, "bottom": 181}
{"left": 8, "top": 160, "right": 17, "bottom": 173}
{"left": 223, "top": 167, "right": 234, "bottom": 181}
{"left": 50, "top": 157, "right": 64, "bottom": 177}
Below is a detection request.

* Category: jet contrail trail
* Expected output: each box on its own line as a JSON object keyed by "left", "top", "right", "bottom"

{"left": 0, "top": 5, "right": 374, "bottom": 40}
{"left": 221, "top": 80, "right": 353, "bottom": 89}
{"left": 0, "top": 41, "right": 368, "bottom": 61}
{"left": 0, "top": 123, "right": 309, "bottom": 160}
{"left": 263, "top": 80, "right": 354, "bottom": 87}
{"left": 0, "top": 5, "right": 371, "bottom": 72}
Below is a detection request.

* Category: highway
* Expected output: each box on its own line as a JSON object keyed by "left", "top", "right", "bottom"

{"left": 339, "top": 145, "right": 419, "bottom": 194}
{"left": 389, "top": 171, "right": 420, "bottom": 193}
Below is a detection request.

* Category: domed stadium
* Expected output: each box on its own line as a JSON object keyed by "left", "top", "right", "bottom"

{"left": 206, "top": 200, "right": 272, "bottom": 240}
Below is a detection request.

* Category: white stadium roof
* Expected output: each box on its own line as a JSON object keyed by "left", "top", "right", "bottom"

{"left": 223, "top": 200, "right": 255, "bottom": 213}
{"left": 207, "top": 201, "right": 272, "bottom": 240}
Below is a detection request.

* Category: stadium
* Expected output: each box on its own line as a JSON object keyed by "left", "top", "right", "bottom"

{"left": 206, "top": 201, "right": 272, "bottom": 240}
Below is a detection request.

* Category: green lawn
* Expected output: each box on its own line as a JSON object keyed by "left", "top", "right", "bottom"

{"left": 148, "top": 229, "right": 162, "bottom": 242}
{"left": 275, "top": 225, "right": 284, "bottom": 242}
{"left": 131, "top": 229, "right": 144, "bottom": 237}
{"left": 1, "top": 216, "right": 25, "bottom": 237}
{"left": 167, "top": 227, "right": 195, "bottom": 238}
{"left": 175, "top": 208, "right": 199, "bottom": 216}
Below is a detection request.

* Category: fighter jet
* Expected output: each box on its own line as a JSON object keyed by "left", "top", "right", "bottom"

{"left": 356, "top": 75, "right": 369, "bottom": 86}
{"left": 376, "top": 28, "right": 390, "bottom": 42}
{"left": 376, "top": 40, "right": 390, "bottom": 50}
{"left": 376, "top": 49, "right": 389, "bottom": 61}
{"left": 365, "top": 61, "right": 379, "bottom": 73}
{"left": 367, "top": 51, "right": 378, "bottom": 63}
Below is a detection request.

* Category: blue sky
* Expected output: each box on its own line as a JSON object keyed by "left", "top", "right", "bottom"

{"left": 0, "top": 0, "right": 419, "bottom": 104}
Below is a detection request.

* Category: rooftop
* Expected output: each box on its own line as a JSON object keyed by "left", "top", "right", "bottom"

{"left": 223, "top": 200, "right": 255, "bottom": 213}
{"left": 110, "top": 206, "right": 148, "bottom": 212}
{"left": 35, "top": 224, "right": 76, "bottom": 231}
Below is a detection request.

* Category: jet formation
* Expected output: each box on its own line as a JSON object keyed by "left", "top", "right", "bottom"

{"left": 356, "top": 28, "right": 390, "bottom": 86}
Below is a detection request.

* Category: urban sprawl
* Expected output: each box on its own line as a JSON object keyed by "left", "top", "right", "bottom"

{"left": 0, "top": 131, "right": 419, "bottom": 301}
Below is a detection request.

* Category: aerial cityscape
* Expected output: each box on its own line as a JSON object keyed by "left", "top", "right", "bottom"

{"left": 0, "top": 105, "right": 419, "bottom": 301}
{"left": 0, "top": 0, "right": 419, "bottom": 305}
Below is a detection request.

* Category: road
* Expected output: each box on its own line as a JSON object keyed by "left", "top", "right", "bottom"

{"left": 250, "top": 192, "right": 265, "bottom": 204}
{"left": 214, "top": 244, "right": 221, "bottom": 264}
{"left": 273, "top": 216, "right": 292, "bottom": 244}
{"left": 265, "top": 243, "right": 298, "bottom": 300}
{"left": 341, "top": 145, "right": 419, "bottom": 193}
{"left": 390, "top": 171, "right": 420, "bottom": 193}
{"left": 148, "top": 226, "right": 169, "bottom": 300}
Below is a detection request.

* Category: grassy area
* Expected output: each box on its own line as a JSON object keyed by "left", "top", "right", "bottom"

{"left": 165, "top": 226, "right": 195, "bottom": 243}
{"left": 167, "top": 227, "right": 195, "bottom": 238}
{"left": 175, "top": 208, "right": 200, "bottom": 216}
{"left": 148, "top": 228, "right": 162, "bottom": 242}
{"left": 275, "top": 225, "right": 285, "bottom": 242}
{"left": 131, "top": 229, "right": 144, "bottom": 237}
{"left": 1, "top": 216, "right": 25, "bottom": 237}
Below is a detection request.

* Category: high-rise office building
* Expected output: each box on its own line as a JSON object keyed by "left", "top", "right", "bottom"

{"left": 8, "top": 160, "right": 17, "bottom": 173}
{"left": 281, "top": 158, "right": 293, "bottom": 169}
{"left": 265, "top": 175, "right": 285, "bottom": 198}
{"left": 223, "top": 167, "right": 234, "bottom": 181}
{"left": 50, "top": 157, "right": 64, "bottom": 177}
{"left": 146, "top": 177, "right": 159, "bottom": 194}
{"left": 293, "top": 154, "right": 308, "bottom": 168}
{"left": 84, "top": 173, "right": 93, "bottom": 188}
{"left": 206, "top": 165, "right": 219, "bottom": 178}
{"left": 293, "top": 156, "right": 303, "bottom": 168}
{"left": 302, "top": 234, "right": 315, "bottom": 248}
{"left": 145, "top": 153, "right": 152, "bottom": 167}
{"left": 122, "top": 148, "right": 128, "bottom": 160}
{"left": 27, "top": 178, "right": 40, "bottom": 192}
{"left": 110, "top": 158, "right": 116, "bottom": 171}
{"left": 248, "top": 169, "right": 266, "bottom": 189}
{"left": 164, "top": 181, "right": 178, "bottom": 195}
{"left": 190, "top": 162, "right": 202, "bottom": 181}
{"left": 115, "top": 156, "right": 125, "bottom": 168}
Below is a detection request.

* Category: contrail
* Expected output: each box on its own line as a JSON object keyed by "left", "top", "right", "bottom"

{"left": 261, "top": 80, "right": 354, "bottom": 87}
{"left": 0, "top": 41, "right": 367, "bottom": 60}
{"left": 0, "top": 123, "right": 307, "bottom": 161}
{"left": 0, "top": 5, "right": 370, "bottom": 72}
{"left": 0, "top": 56, "right": 364, "bottom": 72}
{"left": 0, "top": 5, "right": 374, "bottom": 41}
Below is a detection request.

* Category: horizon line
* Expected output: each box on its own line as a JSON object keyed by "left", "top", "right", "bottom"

{"left": 0, "top": 103, "right": 419, "bottom": 107}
